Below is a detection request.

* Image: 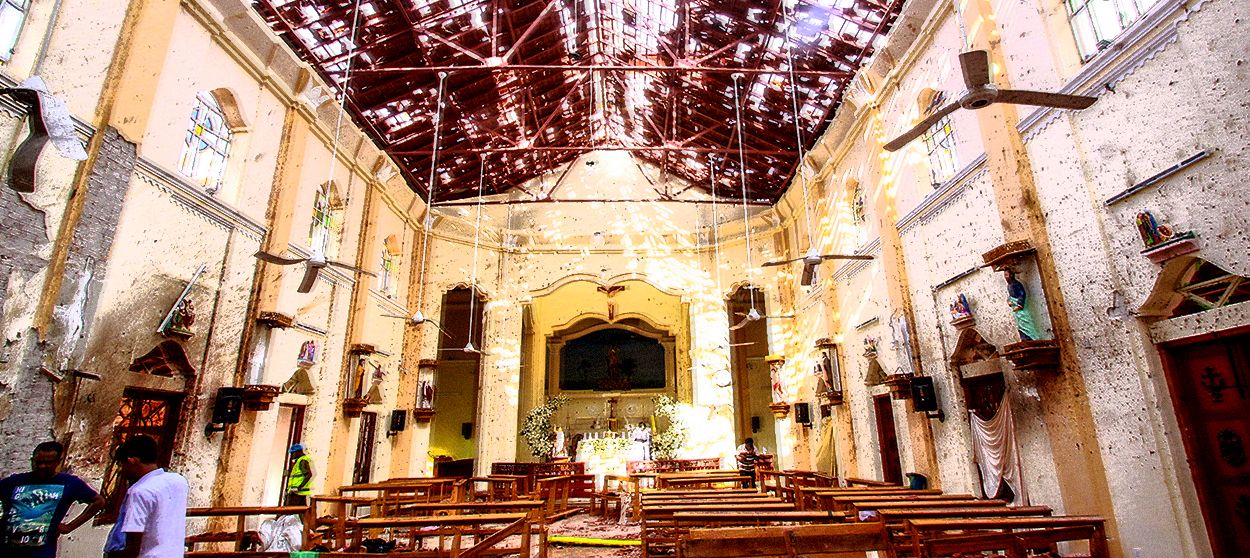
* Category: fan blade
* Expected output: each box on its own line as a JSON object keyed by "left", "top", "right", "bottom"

{"left": 801, "top": 262, "right": 816, "bottom": 287}
{"left": 381, "top": 314, "right": 409, "bottom": 320}
{"left": 729, "top": 317, "right": 752, "bottom": 331}
{"left": 883, "top": 102, "right": 961, "bottom": 152}
{"left": 296, "top": 266, "right": 319, "bottom": 293}
{"left": 959, "top": 50, "right": 992, "bottom": 89}
{"left": 996, "top": 89, "right": 1097, "bottom": 110}
{"left": 764, "top": 314, "right": 796, "bottom": 320}
{"left": 429, "top": 321, "right": 453, "bottom": 338}
{"left": 761, "top": 257, "right": 803, "bottom": 267}
{"left": 728, "top": 342, "right": 755, "bottom": 347}
{"left": 255, "top": 251, "right": 305, "bottom": 265}
{"left": 326, "top": 260, "right": 378, "bottom": 277}
{"left": 819, "top": 254, "right": 874, "bottom": 260}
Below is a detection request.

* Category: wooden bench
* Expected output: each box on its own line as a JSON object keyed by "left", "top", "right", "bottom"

{"left": 849, "top": 498, "right": 1007, "bottom": 516}
{"left": 671, "top": 510, "right": 849, "bottom": 526}
{"left": 803, "top": 487, "right": 943, "bottom": 510}
{"left": 906, "top": 516, "right": 1110, "bottom": 558}
{"left": 642, "top": 500, "right": 798, "bottom": 557}
{"left": 678, "top": 522, "right": 897, "bottom": 558}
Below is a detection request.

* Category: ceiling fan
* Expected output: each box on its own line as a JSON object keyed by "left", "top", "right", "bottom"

{"left": 380, "top": 308, "right": 451, "bottom": 338}
{"left": 763, "top": 247, "right": 874, "bottom": 286}
{"left": 729, "top": 308, "right": 796, "bottom": 331}
{"left": 255, "top": 248, "right": 375, "bottom": 293}
{"left": 883, "top": 50, "right": 1098, "bottom": 152}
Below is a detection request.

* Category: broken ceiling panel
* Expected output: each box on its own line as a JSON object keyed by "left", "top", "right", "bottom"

{"left": 254, "top": 0, "right": 903, "bottom": 203}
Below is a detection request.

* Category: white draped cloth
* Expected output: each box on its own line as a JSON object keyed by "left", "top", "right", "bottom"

{"left": 968, "top": 392, "right": 1027, "bottom": 504}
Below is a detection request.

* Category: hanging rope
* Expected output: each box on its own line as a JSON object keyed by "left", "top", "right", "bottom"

{"left": 415, "top": 72, "right": 450, "bottom": 313}
{"left": 323, "top": 0, "right": 366, "bottom": 239}
{"left": 466, "top": 154, "right": 487, "bottom": 351}
{"left": 783, "top": 6, "right": 816, "bottom": 252}
{"left": 730, "top": 73, "right": 758, "bottom": 312}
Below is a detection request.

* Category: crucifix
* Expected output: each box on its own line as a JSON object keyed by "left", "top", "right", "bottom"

{"left": 598, "top": 284, "right": 626, "bottom": 321}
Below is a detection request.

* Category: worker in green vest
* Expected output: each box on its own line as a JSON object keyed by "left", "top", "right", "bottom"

{"left": 285, "top": 444, "right": 313, "bottom": 506}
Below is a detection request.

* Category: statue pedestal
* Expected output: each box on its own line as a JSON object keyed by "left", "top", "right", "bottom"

{"left": 884, "top": 374, "right": 914, "bottom": 400}
{"left": 1142, "top": 232, "right": 1198, "bottom": 265}
{"left": 412, "top": 408, "right": 436, "bottom": 423}
{"left": 769, "top": 402, "right": 791, "bottom": 419}
{"left": 241, "top": 384, "right": 279, "bottom": 411}
{"left": 342, "top": 397, "right": 369, "bottom": 418}
{"left": 1002, "top": 340, "right": 1061, "bottom": 373}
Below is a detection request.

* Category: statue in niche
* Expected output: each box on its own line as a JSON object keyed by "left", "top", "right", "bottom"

{"left": 1005, "top": 269, "right": 1042, "bottom": 341}
{"left": 889, "top": 311, "right": 915, "bottom": 375}
{"left": 168, "top": 298, "right": 195, "bottom": 337}
{"left": 297, "top": 341, "right": 318, "bottom": 367}
{"left": 1135, "top": 210, "right": 1175, "bottom": 248}
{"left": 950, "top": 293, "right": 973, "bottom": 322}
{"left": 418, "top": 380, "right": 435, "bottom": 409}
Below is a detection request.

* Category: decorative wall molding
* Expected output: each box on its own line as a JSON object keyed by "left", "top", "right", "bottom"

{"left": 135, "top": 159, "right": 267, "bottom": 241}
{"left": 1019, "top": 0, "right": 1207, "bottom": 142}
{"left": 896, "top": 154, "right": 989, "bottom": 235}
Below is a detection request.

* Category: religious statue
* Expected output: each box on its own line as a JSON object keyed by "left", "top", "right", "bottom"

{"left": 418, "top": 380, "right": 435, "bottom": 409}
{"left": 297, "top": 340, "right": 318, "bottom": 367}
{"left": 889, "top": 311, "right": 915, "bottom": 375}
{"left": 552, "top": 427, "right": 567, "bottom": 459}
{"left": 168, "top": 298, "right": 195, "bottom": 337}
{"left": 950, "top": 293, "right": 973, "bottom": 322}
{"left": 1135, "top": 210, "right": 1174, "bottom": 248}
{"left": 1005, "top": 269, "right": 1042, "bottom": 341}
{"left": 770, "top": 365, "right": 785, "bottom": 404}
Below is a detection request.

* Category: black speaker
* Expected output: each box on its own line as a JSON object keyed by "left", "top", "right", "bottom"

{"left": 389, "top": 410, "right": 407, "bottom": 434}
{"left": 794, "top": 402, "right": 812, "bottom": 425}
{"left": 461, "top": 422, "right": 474, "bottom": 439}
{"left": 211, "top": 387, "right": 244, "bottom": 424}
{"left": 750, "top": 416, "right": 761, "bottom": 433}
{"left": 911, "top": 376, "right": 938, "bottom": 412}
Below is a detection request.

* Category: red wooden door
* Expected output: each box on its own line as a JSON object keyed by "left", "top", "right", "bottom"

{"left": 1164, "top": 330, "right": 1250, "bottom": 557}
{"left": 873, "top": 394, "right": 903, "bottom": 484}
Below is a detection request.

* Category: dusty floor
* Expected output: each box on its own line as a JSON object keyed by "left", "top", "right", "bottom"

{"left": 545, "top": 512, "right": 642, "bottom": 558}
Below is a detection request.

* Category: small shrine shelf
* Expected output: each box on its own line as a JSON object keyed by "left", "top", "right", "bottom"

{"left": 1001, "top": 340, "right": 1061, "bottom": 373}
{"left": 883, "top": 373, "right": 914, "bottom": 400}
{"left": 981, "top": 240, "right": 1036, "bottom": 271}
{"left": 342, "top": 397, "right": 369, "bottom": 418}
{"left": 241, "top": 384, "right": 280, "bottom": 411}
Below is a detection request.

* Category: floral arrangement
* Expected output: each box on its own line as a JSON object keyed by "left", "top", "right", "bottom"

{"left": 519, "top": 394, "right": 569, "bottom": 460}
{"left": 650, "top": 394, "right": 688, "bottom": 460}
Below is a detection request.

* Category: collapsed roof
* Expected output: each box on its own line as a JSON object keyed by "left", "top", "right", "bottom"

{"left": 255, "top": 0, "right": 903, "bottom": 203}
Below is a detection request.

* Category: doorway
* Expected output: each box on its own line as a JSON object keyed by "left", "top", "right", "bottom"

{"left": 873, "top": 394, "right": 902, "bottom": 484}
{"left": 273, "top": 404, "right": 306, "bottom": 504}
{"left": 727, "top": 286, "right": 774, "bottom": 453}
{"left": 430, "top": 287, "right": 483, "bottom": 465}
{"left": 353, "top": 412, "right": 377, "bottom": 485}
{"left": 1162, "top": 329, "right": 1250, "bottom": 557}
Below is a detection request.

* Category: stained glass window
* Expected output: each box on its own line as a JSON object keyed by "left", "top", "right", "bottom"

{"left": 920, "top": 93, "right": 958, "bottom": 188}
{"left": 310, "top": 183, "right": 333, "bottom": 251}
{"left": 1066, "top": 0, "right": 1163, "bottom": 61}
{"left": 379, "top": 235, "right": 401, "bottom": 296}
{"left": 0, "top": 0, "right": 29, "bottom": 60}
{"left": 177, "top": 91, "right": 233, "bottom": 191}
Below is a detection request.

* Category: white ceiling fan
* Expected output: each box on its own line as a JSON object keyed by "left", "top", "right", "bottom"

{"left": 380, "top": 307, "right": 451, "bottom": 337}
{"left": 254, "top": 247, "right": 375, "bottom": 293}
{"left": 762, "top": 247, "right": 874, "bottom": 286}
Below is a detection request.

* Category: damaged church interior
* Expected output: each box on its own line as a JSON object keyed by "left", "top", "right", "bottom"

{"left": 0, "top": 0, "right": 1247, "bottom": 555}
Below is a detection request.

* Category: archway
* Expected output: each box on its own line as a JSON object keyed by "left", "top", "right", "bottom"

{"left": 726, "top": 285, "right": 775, "bottom": 453}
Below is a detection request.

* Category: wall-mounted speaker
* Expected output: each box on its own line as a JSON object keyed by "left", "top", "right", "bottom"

{"left": 911, "top": 376, "right": 938, "bottom": 412}
{"left": 461, "top": 422, "right": 474, "bottom": 439}
{"left": 750, "top": 416, "right": 761, "bottom": 433}
{"left": 388, "top": 410, "right": 407, "bottom": 435}
{"left": 205, "top": 387, "right": 244, "bottom": 436}
{"left": 794, "top": 402, "right": 812, "bottom": 425}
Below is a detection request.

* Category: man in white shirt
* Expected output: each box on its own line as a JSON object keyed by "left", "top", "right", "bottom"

{"left": 103, "top": 435, "right": 188, "bottom": 558}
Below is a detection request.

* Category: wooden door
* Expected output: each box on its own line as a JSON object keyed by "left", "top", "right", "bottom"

{"left": 353, "top": 412, "right": 377, "bottom": 485}
{"left": 873, "top": 394, "right": 903, "bottom": 484}
{"left": 1163, "top": 330, "right": 1250, "bottom": 557}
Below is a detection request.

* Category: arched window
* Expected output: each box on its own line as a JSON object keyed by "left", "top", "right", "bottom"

{"left": 178, "top": 91, "right": 234, "bottom": 191}
{"left": 309, "top": 181, "right": 343, "bottom": 253}
{"left": 918, "top": 89, "right": 958, "bottom": 188}
{"left": 379, "top": 234, "right": 401, "bottom": 297}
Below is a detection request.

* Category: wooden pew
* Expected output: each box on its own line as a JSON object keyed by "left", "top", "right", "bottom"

{"left": 671, "top": 510, "right": 849, "bottom": 527}
{"left": 309, "top": 495, "right": 373, "bottom": 550}
{"left": 906, "top": 516, "right": 1110, "bottom": 558}
{"left": 184, "top": 505, "right": 308, "bottom": 552}
{"left": 801, "top": 486, "right": 942, "bottom": 510}
{"left": 641, "top": 499, "right": 799, "bottom": 557}
{"left": 591, "top": 474, "right": 637, "bottom": 518}
{"left": 849, "top": 498, "right": 1007, "bottom": 517}
{"left": 678, "top": 522, "right": 897, "bottom": 558}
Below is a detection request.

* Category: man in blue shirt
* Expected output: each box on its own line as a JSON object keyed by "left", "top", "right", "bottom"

{"left": 0, "top": 441, "right": 106, "bottom": 558}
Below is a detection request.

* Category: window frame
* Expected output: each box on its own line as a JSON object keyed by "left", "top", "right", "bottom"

{"left": 921, "top": 113, "right": 958, "bottom": 188}
{"left": 177, "top": 91, "right": 235, "bottom": 192}
{"left": 0, "top": 0, "right": 31, "bottom": 61}
{"left": 1065, "top": 0, "right": 1164, "bottom": 61}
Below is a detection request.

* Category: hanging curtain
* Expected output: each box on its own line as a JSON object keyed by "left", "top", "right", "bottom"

{"left": 814, "top": 418, "right": 838, "bottom": 479}
{"left": 968, "top": 391, "right": 1027, "bottom": 504}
